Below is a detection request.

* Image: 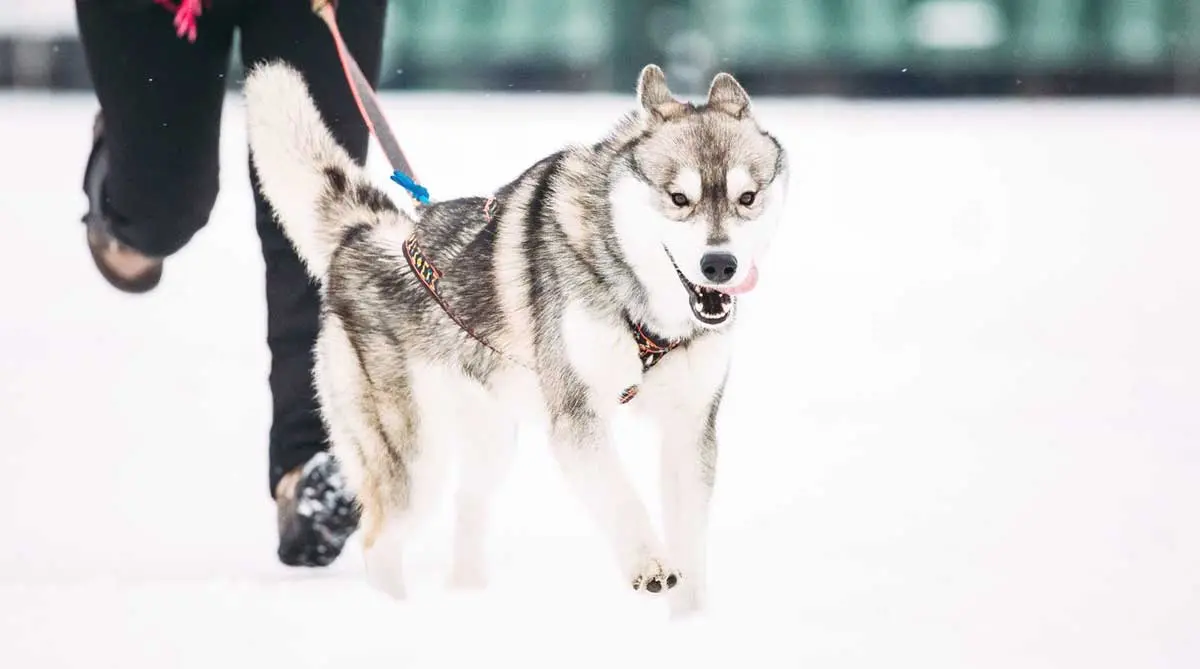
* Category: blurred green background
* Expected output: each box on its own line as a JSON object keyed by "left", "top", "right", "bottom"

{"left": 371, "top": 0, "right": 1200, "bottom": 95}
{"left": 3, "top": 0, "right": 1200, "bottom": 96}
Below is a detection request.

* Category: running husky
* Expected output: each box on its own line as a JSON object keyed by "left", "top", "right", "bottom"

{"left": 243, "top": 61, "right": 788, "bottom": 616}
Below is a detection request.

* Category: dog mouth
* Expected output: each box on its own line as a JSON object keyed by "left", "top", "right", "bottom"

{"left": 665, "top": 251, "right": 734, "bottom": 326}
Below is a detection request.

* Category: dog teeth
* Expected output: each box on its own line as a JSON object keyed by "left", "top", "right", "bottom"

{"left": 686, "top": 279, "right": 734, "bottom": 325}
{"left": 691, "top": 295, "right": 732, "bottom": 320}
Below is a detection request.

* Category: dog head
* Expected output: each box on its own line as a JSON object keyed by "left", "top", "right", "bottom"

{"left": 617, "top": 64, "right": 788, "bottom": 328}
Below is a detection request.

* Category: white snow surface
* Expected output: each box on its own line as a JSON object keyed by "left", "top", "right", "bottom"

{"left": 1, "top": 91, "right": 1198, "bottom": 668}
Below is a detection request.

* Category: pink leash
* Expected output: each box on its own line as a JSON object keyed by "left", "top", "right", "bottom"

{"left": 311, "top": 1, "right": 421, "bottom": 190}
{"left": 151, "top": 0, "right": 420, "bottom": 192}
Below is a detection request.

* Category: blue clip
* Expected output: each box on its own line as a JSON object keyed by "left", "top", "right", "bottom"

{"left": 390, "top": 170, "right": 430, "bottom": 205}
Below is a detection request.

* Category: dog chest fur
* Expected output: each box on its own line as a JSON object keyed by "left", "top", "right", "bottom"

{"left": 560, "top": 300, "right": 643, "bottom": 411}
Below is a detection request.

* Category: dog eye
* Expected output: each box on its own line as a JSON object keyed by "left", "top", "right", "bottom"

{"left": 670, "top": 192, "right": 690, "bottom": 207}
{"left": 738, "top": 191, "right": 757, "bottom": 206}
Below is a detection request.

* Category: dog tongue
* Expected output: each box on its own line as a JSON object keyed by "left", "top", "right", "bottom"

{"left": 719, "top": 264, "right": 759, "bottom": 295}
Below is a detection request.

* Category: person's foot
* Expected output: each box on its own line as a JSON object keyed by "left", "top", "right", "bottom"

{"left": 81, "top": 111, "right": 163, "bottom": 294}
{"left": 275, "top": 451, "right": 360, "bottom": 567}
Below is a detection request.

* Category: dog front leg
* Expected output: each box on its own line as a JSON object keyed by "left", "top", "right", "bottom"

{"left": 548, "top": 410, "right": 679, "bottom": 595}
{"left": 654, "top": 382, "right": 725, "bottom": 618}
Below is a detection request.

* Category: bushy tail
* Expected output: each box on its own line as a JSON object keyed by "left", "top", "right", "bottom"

{"left": 243, "top": 60, "right": 408, "bottom": 280}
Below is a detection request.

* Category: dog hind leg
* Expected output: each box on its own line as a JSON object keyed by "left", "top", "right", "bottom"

{"left": 358, "top": 393, "right": 453, "bottom": 600}
{"left": 318, "top": 362, "right": 450, "bottom": 599}
{"left": 360, "top": 483, "right": 409, "bottom": 599}
{"left": 448, "top": 389, "right": 517, "bottom": 590}
{"left": 314, "top": 320, "right": 426, "bottom": 598}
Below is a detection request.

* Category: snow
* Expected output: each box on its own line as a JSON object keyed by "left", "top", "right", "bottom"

{"left": 1, "top": 90, "right": 1198, "bottom": 668}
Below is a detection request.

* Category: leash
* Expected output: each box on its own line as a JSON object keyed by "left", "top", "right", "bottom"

{"left": 313, "top": 0, "right": 677, "bottom": 402}
{"left": 313, "top": 0, "right": 532, "bottom": 372}
{"left": 311, "top": 0, "right": 421, "bottom": 194}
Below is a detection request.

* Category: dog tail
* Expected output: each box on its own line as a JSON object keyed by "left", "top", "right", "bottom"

{"left": 244, "top": 60, "right": 408, "bottom": 280}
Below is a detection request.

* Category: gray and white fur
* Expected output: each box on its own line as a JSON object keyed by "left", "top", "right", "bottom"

{"left": 243, "top": 61, "right": 788, "bottom": 617}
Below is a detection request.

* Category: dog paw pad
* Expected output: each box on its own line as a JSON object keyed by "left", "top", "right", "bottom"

{"left": 631, "top": 560, "right": 681, "bottom": 595}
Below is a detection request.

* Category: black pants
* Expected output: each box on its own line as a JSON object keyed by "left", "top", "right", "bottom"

{"left": 75, "top": 0, "right": 387, "bottom": 496}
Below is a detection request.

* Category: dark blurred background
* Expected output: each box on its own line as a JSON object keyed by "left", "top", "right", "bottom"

{"left": 3, "top": 0, "right": 1200, "bottom": 97}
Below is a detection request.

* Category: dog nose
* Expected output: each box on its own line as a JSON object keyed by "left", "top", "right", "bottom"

{"left": 700, "top": 252, "right": 738, "bottom": 284}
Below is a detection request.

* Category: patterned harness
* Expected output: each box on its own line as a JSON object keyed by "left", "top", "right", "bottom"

{"left": 400, "top": 198, "right": 681, "bottom": 405}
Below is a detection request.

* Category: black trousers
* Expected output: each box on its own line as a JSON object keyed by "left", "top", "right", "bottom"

{"left": 75, "top": 0, "right": 387, "bottom": 496}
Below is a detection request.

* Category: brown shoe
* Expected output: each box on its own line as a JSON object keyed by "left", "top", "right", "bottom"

{"left": 81, "top": 112, "right": 163, "bottom": 294}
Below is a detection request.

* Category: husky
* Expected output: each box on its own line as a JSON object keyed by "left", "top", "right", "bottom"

{"left": 242, "top": 60, "right": 788, "bottom": 616}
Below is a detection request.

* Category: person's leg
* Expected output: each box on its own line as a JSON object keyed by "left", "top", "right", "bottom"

{"left": 239, "top": 0, "right": 388, "bottom": 567}
{"left": 75, "top": 0, "right": 236, "bottom": 293}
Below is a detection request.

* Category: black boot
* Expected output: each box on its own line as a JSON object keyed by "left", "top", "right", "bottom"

{"left": 275, "top": 451, "right": 360, "bottom": 567}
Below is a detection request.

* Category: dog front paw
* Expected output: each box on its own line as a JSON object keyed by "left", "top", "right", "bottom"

{"left": 631, "top": 558, "right": 681, "bottom": 594}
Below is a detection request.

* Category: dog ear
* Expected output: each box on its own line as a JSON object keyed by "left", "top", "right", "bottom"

{"left": 707, "top": 72, "right": 751, "bottom": 119}
{"left": 637, "top": 64, "right": 688, "bottom": 122}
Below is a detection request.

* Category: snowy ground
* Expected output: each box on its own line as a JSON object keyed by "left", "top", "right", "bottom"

{"left": 1, "top": 91, "right": 1197, "bottom": 668}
